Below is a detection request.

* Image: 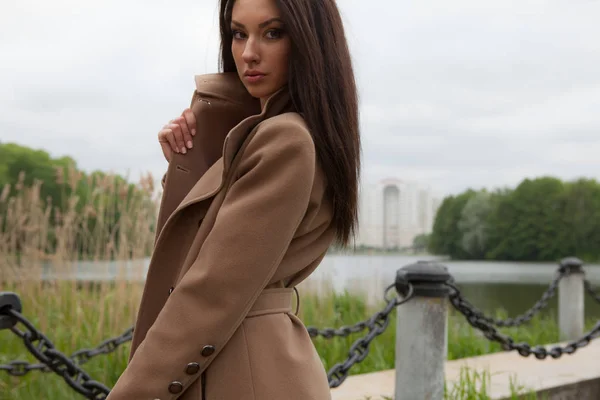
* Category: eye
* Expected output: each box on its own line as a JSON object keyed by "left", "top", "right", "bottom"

{"left": 265, "top": 28, "right": 284, "bottom": 39}
{"left": 231, "top": 29, "right": 246, "bottom": 40}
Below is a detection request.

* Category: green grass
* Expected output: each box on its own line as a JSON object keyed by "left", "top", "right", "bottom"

{"left": 0, "top": 166, "right": 587, "bottom": 399}
{"left": 1, "top": 283, "right": 595, "bottom": 399}
{"left": 306, "top": 291, "right": 598, "bottom": 374}
{"left": 444, "top": 367, "right": 544, "bottom": 400}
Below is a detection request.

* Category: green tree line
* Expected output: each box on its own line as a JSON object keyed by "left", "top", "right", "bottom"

{"left": 0, "top": 141, "right": 157, "bottom": 261}
{"left": 428, "top": 176, "right": 600, "bottom": 262}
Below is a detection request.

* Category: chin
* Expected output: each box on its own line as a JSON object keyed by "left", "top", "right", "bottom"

{"left": 244, "top": 85, "right": 273, "bottom": 100}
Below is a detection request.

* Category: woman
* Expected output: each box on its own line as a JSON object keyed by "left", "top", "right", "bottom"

{"left": 106, "top": 0, "right": 359, "bottom": 398}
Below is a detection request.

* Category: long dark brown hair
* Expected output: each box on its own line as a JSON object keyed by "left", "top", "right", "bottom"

{"left": 218, "top": 0, "right": 361, "bottom": 248}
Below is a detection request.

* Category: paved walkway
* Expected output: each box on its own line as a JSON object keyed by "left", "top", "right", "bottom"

{"left": 330, "top": 339, "right": 600, "bottom": 399}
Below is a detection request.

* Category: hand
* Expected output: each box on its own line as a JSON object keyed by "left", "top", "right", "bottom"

{"left": 158, "top": 108, "right": 197, "bottom": 162}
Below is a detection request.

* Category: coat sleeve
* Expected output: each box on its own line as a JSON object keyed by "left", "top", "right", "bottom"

{"left": 106, "top": 120, "right": 316, "bottom": 399}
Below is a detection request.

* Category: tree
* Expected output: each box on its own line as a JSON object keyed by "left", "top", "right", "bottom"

{"left": 412, "top": 233, "right": 430, "bottom": 253}
{"left": 560, "top": 178, "right": 600, "bottom": 261}
{"left": 0, "top": 142, "right": 157, "bottom": 261}
{"left": 428, "top": 196, "right": 455, "bottom": 255}
{"left": 428, "top": 190, "right": 476, "bottom": 258}
{"left": 485, "top": 177, "right": 565, "bottom": 261}
{"left": 457, "top": 190, "right": 494, "bottom": 259}
{"left": 427, "top": 176, "right": 600, "bottom": 262}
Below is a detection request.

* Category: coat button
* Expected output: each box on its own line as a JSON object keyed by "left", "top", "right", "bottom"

{"left": 168, "top": 381, "right": 183, "bottom": 394}
{"left": 185, "top": 362, "right": 200, "bottom": 375}
{"left": 201, "top": 345, "right": 215, "bottom": 357}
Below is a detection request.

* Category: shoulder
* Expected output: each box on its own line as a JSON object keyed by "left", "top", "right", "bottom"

{"left": 234, "top": 112, "right": 316, "bottom": 179}
{"left": 249, "top": 112, "right": 315, "bottom": 156}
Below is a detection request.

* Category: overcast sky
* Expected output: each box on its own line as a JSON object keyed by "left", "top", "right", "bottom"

{"left": 2, "top": 0, "right": 599, "bottom": 198}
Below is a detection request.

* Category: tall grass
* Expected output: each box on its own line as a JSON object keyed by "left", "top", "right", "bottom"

{"left": 443, "top": 367, "right": 543, "bottom": 400}
{"left": 0, "top": 171, "right": 593, "bottom": 399}
{"left": 0, "top": 168, "right": 159, "bottom": 282}
{"left": 3, "top": 281, "right": 596, "bottom": 399}
{"left": 0, "top": 170, "right": 158, "bottom": 399}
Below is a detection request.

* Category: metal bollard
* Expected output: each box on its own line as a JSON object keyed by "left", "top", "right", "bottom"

{"left": 0, "top": 292, "right": 22, "bottom": 330}
{"left": 558, "top": 257, "right": 585, "bottom": 341}
{"left": 394, "top": 261, "right": 451, "bottom": 400}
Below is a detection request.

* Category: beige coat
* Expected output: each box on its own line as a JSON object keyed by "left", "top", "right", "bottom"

{"left": 106, "top": 73, "right": 336, "bottom": 400}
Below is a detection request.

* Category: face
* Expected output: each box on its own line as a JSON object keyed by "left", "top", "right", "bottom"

{"left": 230, "top": 0, "right": 291, "bottom": 108}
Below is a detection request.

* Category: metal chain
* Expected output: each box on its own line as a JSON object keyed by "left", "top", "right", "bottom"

{"left": 0, "top": 360, "right": 50, "bottom": 376}
{"left": 70, "top": 327, "right": 134, "bottom": 365}
{"left": 1, "top": 327, "right": 134, "bottom": 377}
{"left": 584, "top": 279, "right": 600, "bottom": 304}
{"left": 6, "top": 267, "right": 599, "bottom": 397}
{"left": 5, "top": 307, "right": 111, "bottom": 399}
{"left": 326, "top": 283, "right": 414, "bottom": 388}
{"left": 450, "top": 266, "right": 567, "bottom": 328}
{"left": 447, "top": 282, "right": 600, "bottom": 359}
{"left": 1, "top": 284, "right": 414, "bottom": 394}
{"left": 307, "top": 320, "right": 368, "bottom": 339}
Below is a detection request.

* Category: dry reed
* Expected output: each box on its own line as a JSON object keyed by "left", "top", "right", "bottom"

{"left": 0, "top": 166, "right": 160, "bottom": 349}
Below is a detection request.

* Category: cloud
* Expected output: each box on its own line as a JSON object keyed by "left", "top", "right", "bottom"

{"left": 1, "top": 0, "right": 599, "bottom": 198}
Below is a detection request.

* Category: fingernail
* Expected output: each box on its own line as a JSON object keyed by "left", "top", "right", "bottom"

{"left": 181, "top": 147, "right": 186, "bottom": 154}
{"left": 187, "top": 141, "right": 193, "bottom": 149}
{"left": 175, "top": 148, "right": 180, "bottom": 153}
{"left": 192, "top": 129, "right": 196, "bottom": 136}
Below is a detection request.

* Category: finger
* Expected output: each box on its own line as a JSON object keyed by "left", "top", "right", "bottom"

{"left": 182, "top": 108, "right": 196, "bottom": 136}
{"left": 159, "top": 128, "right": 179, "bottom": 154}
{"left": 159, "top": 129, "right": 179, "bottom": 154}
{"left": 159, "top": 140, "right": 173, "bottom": 162}
{"left": 168, "top": 123, "right": 187, "bottom": 154}
{"left": 174, "top": 116, "right": 193, "bottom": 150}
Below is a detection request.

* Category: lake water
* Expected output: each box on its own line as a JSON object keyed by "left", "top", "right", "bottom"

{"left": 31, "top": 254, "right": 600, "bottom": 321}
{"left": 303, "top": 254, "right": 600, "bottom": 321}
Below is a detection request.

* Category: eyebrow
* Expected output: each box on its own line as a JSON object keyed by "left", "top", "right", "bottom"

{"left": 231, "top": 17, "right": 284, "bottom": 29}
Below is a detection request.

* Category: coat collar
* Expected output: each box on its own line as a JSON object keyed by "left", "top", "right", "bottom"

{"left": 223, "top": 86, "right": 292, "bottom": 172}
{"left": 174, "top": 86, "right": 294, "bottom": 213}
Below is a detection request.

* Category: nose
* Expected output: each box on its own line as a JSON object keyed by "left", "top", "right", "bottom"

{"left": 241, "top": 37, "right": 260, "bottom": 65}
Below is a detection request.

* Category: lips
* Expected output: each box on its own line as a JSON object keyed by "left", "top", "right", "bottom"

{"left": 244, "top": 72, "right": 266, "bottom": 83}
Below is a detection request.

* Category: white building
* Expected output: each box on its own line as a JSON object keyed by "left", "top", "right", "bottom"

{"left": 355, "top": 178, "right": 441, "bottom": 249}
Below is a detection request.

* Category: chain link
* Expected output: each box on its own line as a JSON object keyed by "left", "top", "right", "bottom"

{"left": 4, "top": 263, "right": 598, "bottom": 397}
{"left": 1, "top": 326, "right": 133, "bottom": 377}
{"left": 70, "top": 327, "right": 134, "bottom": 366}
{"left": 447, "top": 282, "right": 600, "bottom": 359}
{"left": 326, "top": 283, "right": 414, "bottom": 388}
{"left": 451, "top": 266, "right": 566, "bottom": 328}
{"left": 6, "top": 308, "right": 111, "bottom": 399}
{"left": 1, "top": 285, "right": 413, "bottom": 392}
{"left": 307, "top": 320, "right": 368, "bottom": 339}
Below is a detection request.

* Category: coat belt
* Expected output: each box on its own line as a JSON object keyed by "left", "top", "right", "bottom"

{"left": 246, "top": 288, "right": 297, "bottom": 317}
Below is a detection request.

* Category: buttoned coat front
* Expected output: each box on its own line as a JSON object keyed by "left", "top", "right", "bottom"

{"left": 106, "top": 73, "right": 336, "bottom": 400}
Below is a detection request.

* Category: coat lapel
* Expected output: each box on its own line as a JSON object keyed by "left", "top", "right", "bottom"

{"left": 155, "top": 86, "right": 294, "bottom": 245}
{"left": 155, "top": 73, "right": 260, "bottom": 237}
{"left": 178, "top": 85, "right": 293, "bottom": 207}
{"left": 222, "top": 86, "right": 293, "bottom": 176}
{"left": 174, "top": 156, "right": 225, "bottom": 214}
{"left": 131, "top": 84, "right": 295, "bottom": 357}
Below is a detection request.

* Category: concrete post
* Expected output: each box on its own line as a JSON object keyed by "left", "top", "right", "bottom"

{"left": 558, "top": 257, "right": 585, "bottom": 341}
{"left": 394, "top": 261, "right": 451, "bottom": 400}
